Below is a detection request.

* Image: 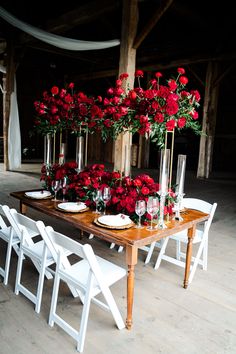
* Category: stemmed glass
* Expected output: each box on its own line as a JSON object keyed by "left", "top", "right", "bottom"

{"left": 147, "top": 196, "right": 159, "bottom": 231}
{"left": 92, "top": 190, "right": 102, "bottom": 214}
{"left": 102, "top": 187, "right": 111, "bottom": 215}
{"left": 135, "top": 200, "right": 146, "bottom": 228}
{"left": 61, "top": 177, "right": 68, "bottom": 202}
{"left": 51, "top": 180, "right": 60, "bottom": 201}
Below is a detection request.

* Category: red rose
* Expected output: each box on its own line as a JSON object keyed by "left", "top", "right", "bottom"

{"left": 190, "top": 111, "right": 199, "bottom": 120}
{"left": 141, "top": 186, "right": 150, "bottom": 195}
{"left": 155, "top": 72, "right": 162, "bottom": 78}
{"left": 177, "top": 117, "right": 186, "bottom": 128}
{"left": 166, "top": 119, "right": 176, "bottom": 131}
{"left": 135, "top": 70, "right": 144, "bottom": 78}
{"left": 51, "top": 86, "right": 59, "bottom": 95}
{"left": 119, "top": 73, "right": 129, "bottom": 80}
{"left": 133, "top": 178, "right": 142, "bottom": 187}
{"left": 179, "top": 76, "right": 189, "bottom": 85}
{"left": 177, "top": 67, "right": 185, "bottom": 75}
{"left": 168, "top": 79, "right": 178, "bottom": 91}
{"left": 129, "top": 90, "right": 137, "bottom": 100}
{"left": 68, "top": 82, "right": 74, "bottom": 89}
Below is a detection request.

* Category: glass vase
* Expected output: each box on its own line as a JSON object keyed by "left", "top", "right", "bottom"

{"left": 44, "top": 133, "right": 52, "bottom": 166}
{"left": 76, "top": 136, "right": 85, "bottom": 172}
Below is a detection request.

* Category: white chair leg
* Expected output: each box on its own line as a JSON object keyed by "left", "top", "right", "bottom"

{"left": 110, "top": 243, "right": 116, "bottom": 249}
{"left": 3, "top": 242, "right": 13, "bottom": 285}
{"left": 188, "top": 239, "right": 206, "bottom": 284}
{"left": 15, "top": 247, "right": 24, "bottom": 295}
{"left": 35, "top": 253, "right": 48, "bottom": 313}
{"left": 176, "top": 240, "right": 181, "bottom": 260}
{"left": 144, "top": 242, "right": 156, "bottom": 264}
{"left": 88, "top": 234, "right": 94, "bottom": 240}
{"left": 117, "top": 246, "right": 123, "bottom": 253}
{"left": 101, "top": 286, "right": 125, "bottom": 330}
{"left": 202, "top": 238, "right": 208, "bottom": 270}
{"left": 48, "top": 270, "right": 61, "bottom": 327}
{"left": 154, "top": 237, "right": 169, "bottom": 270}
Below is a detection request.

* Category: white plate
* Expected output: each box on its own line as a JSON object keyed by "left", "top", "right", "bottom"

{"left": 25, "top": 191, "right": 52, "bottom": 199}
{"left": 98, "top": 214, "right": 132, "bottom": 227}
{"left": 57, "top": 202, "right": 87, "bottom": 212}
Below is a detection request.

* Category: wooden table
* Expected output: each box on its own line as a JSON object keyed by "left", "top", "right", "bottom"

{"left": 10, "top": 190, "right": 209, "bottom": 330}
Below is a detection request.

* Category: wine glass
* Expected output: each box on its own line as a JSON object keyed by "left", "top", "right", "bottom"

{"left": 51, "top": 180, "right": 60, "bottom": 201}
{"left": 102, "top": 187, "right": 111, "bottom": 215}
{"left": 135, "top": 200, "right": 146, "bottom": 228}
{"left": 147, "top": 196, "right": 159, "bottom": 231}
{"left": 92, "top": 189, "right": 102, "bottom": 214}
{"left": 61, "top": 177, "right": 68, "bottom": 202}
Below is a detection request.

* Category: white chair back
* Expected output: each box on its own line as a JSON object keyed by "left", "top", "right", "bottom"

{"left": 9, "top": 209, "right": 55, "bottom": 313}
{"left": 45, "top": 226, "right": 126, "bottom": 353}
{"left": 0, "top": 204, "right": 21, "bottom": 285}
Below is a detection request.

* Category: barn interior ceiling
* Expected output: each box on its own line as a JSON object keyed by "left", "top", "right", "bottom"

{"left": 0, "top": 0, "right": 235, "bottom": 82}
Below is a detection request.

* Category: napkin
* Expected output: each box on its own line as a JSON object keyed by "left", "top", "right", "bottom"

{"left": 98, "top": 214, "right": 132, "bottom": 227}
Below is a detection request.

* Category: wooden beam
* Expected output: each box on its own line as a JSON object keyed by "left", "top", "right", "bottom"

{"left": 133, "top": 0, "right": 174, "bottom": 49}
{"left": 197, "top": 61, "right": 219, "bottom": 179}
{"left": 213, "top": 62, "right": 235, "bottom": 87}
{"left": 114, "top": 0, "right": 138, "bottom": 176}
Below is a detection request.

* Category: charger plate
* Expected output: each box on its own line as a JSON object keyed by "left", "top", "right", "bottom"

{"left": 24, "top": 191, "right": 53, "bottom": 200}
{"left": 94, "top": 217, "right": 134, "bottom": 230}
{"left": 56, "top": 202, "right": 89, "bottom": 213}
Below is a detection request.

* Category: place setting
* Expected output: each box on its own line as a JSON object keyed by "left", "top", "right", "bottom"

{"left": 24, "top": 190, "right": 53, "bottom": 200}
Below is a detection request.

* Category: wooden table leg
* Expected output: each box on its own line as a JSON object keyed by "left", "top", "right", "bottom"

{"left": 126, "top": 245, "right": 138, "bottom": 330}
{"left": 183, "top": 225, "right": 196, "bottom": 289}
{"left": 20, "top": 201, "right": 27, "bottom": 214}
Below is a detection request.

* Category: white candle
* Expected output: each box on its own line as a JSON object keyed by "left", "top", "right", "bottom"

{"left": 176, "top": 155, "right": 186, "bottom": 195}
{"left": 159, "top": 149, "right": 170, "bottom": 194}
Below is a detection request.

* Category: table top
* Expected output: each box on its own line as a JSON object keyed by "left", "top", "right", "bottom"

{"left": 10, "top": 190, "right": 209, "bottom": 248}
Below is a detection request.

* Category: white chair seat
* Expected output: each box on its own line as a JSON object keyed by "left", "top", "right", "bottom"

{"left": 23, "top": 239, "right": 54, "bottom": 263}
{"left": 170, "top": 229, "right": 204, "bottom": 244}
{"left": 0, "top": 226, "right": 20, "bottom": 243}
{"left": 64, "top": 256, "right": 126, "bottom": 297}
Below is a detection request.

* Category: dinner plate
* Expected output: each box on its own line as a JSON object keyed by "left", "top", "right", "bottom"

{"left": 57, "top": 202, "right": 88, "bottom": 213}
{"left": 24, "top": 190, "right": 52, "bottom": 199}
{"left": 97, "top": 214, "right": 133, "bottom": 227}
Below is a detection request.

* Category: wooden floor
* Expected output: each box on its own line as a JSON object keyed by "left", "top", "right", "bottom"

{"left": 0, "top": 164, "right": 236, "bottom": 354}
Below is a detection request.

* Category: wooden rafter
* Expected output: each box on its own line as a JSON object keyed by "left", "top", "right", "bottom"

{"left": 133, "top": 0, "right": 174, "bottom": 49}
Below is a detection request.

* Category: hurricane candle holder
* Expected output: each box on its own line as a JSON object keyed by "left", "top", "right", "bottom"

{"left": 157, "top": 192, "right": 167, "bottom": 229}
{"left": 174, "top": 192, "right": 185, "bottom": 221}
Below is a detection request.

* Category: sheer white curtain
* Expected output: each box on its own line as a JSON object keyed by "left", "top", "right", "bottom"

{"left": 0, "top": 5, "right": 120, "bottom": 169}
{"left": 0, "top": 66, "right": 21, "bottom": 169}
{"left": 0, "top": 6, "right": 120, "bottom": 50}
{"left": 8, "top": 77, "right": 21, "bottom": 169}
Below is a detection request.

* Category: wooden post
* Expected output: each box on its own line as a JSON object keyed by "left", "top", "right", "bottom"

{"left": 197, "top": 61, "right": 219, "bottom": 178}
{"left": 3, "top": 39, "right": 15, "bottom": 171}
{"left": 114, "top": 0, "right": 138, "bottom": 174}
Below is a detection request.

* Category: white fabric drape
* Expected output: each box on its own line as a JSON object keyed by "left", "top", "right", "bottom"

{"left": 0, "top": 6, "right": 120, "bottom": 50}
{"left": 8, "top": 76, "right": 21, "bottom": 169}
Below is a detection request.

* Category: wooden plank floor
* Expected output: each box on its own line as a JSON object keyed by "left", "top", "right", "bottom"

{"left": 0, "top": 164, "right": 236, "bottom": 354}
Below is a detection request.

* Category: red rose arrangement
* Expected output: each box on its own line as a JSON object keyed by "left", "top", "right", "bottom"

{"left": 41, "top": 163, "right": 176, "bottom": 223}
{"left": 34, "top": 67, "right": 201, "bottom": 148}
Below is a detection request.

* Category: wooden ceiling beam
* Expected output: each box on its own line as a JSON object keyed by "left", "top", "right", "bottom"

{"left": 44, "top": 0, "right": 119, "bottom": 34}
{"left": 133, "top": 0, "right": 174, "bottom": 49}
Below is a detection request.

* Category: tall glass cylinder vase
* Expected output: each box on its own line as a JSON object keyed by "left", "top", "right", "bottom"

{"left": 75, "top": 136, "right": 85, "bottom": 172}
{"left": 44, "top": 133, "right": 52, "bottom": 166}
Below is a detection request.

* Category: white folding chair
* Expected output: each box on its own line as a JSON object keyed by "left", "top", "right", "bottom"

{"left": 0, "top": 204, "right": 38, "bottom": 285}
{"left": 45, "top": 226, "right": 126, "bottom": 353}
{"left": 144, "top": 198, "right": 217, "bottom": 284}
{"left": 9, "top": 209, "right": 55, "bottom": 313}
